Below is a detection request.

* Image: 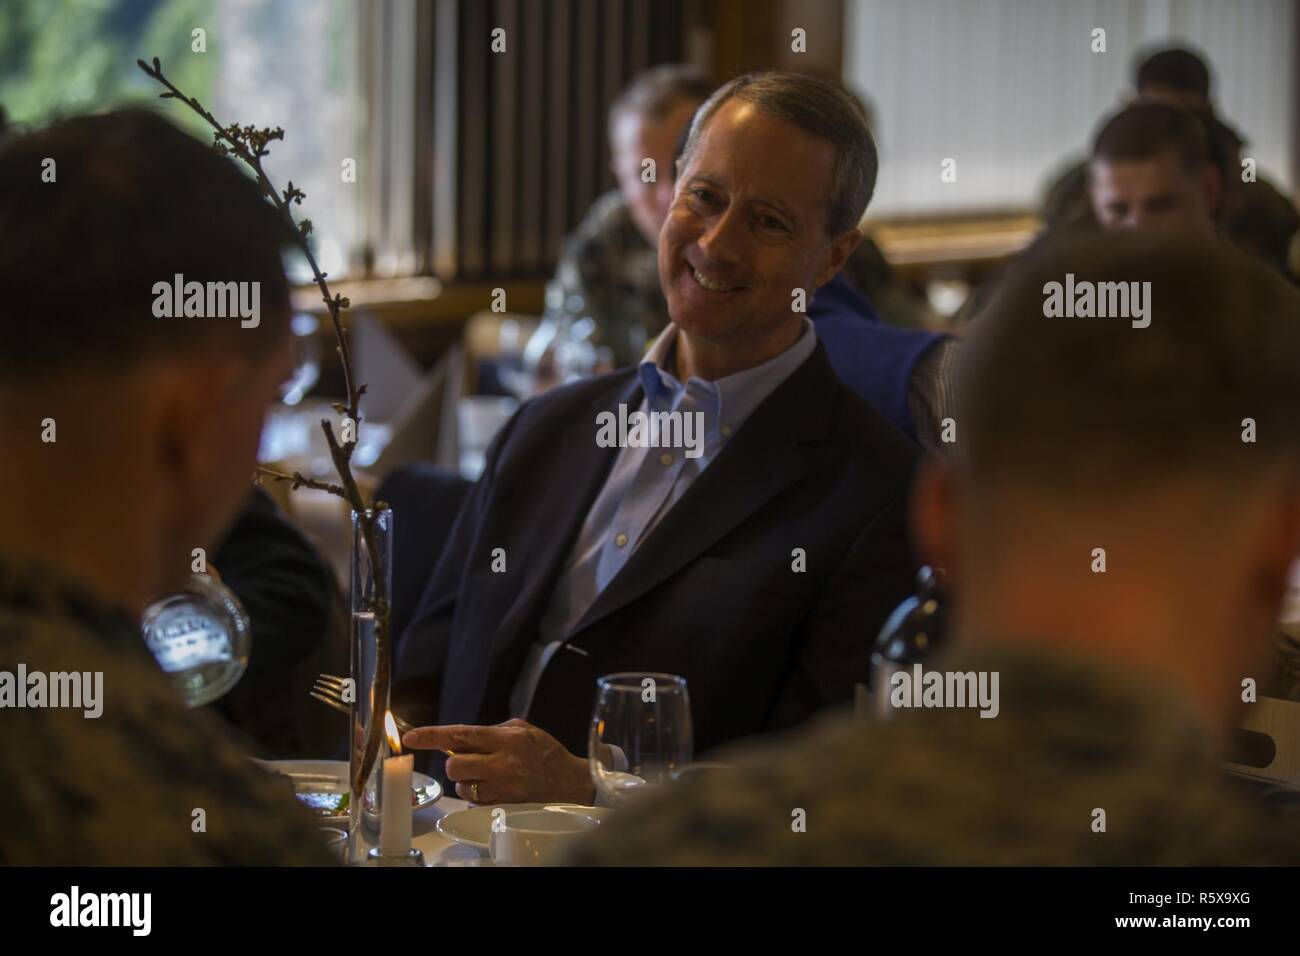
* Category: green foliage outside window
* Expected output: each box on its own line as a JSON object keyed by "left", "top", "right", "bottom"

{"left": 0, "top": 0, "right": 215, "bottom": 134}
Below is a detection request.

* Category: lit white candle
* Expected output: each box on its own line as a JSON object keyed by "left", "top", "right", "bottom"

{"left": 380, "top": 712, "right": 413, "bottom": 856}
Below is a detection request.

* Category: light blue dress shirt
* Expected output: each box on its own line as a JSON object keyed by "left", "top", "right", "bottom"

{"left": 509, "top": 318, "right": 818, "bottom": 717}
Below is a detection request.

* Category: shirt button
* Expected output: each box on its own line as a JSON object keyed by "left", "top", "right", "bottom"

{"left": 659, "top": 452, "right": 673, "bottom": 466}
{"left": 615, "top": 533, "right": 629, "bottom": 548}
{"left": 721, "top": 425, "right": 733, "bottom": 437}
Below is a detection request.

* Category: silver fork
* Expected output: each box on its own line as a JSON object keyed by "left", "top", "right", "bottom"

{"left": 311, "top": 673, "right": 454, "bottom": 754}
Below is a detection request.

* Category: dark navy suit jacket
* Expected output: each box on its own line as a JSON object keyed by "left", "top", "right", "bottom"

{"left": 394, "top": 341, "right": 919, "bottom": 762}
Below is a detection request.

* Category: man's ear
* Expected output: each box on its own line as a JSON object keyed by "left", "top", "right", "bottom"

{"left": 813, "top": 227, "right": 863, "bottom": 289}
{"left": 153, "top": 356, "right": 247, "bottom": 491}
{"left": 910, "top": 457, "right": 959, "bottom": 586}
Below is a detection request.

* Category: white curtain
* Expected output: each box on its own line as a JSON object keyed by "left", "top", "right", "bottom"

{"left": 844, "top": 0, "right": 1296, "bottom": 217}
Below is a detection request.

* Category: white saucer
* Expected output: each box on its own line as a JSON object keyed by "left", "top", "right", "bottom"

{"left": 435, "top": 803, "right": 609, "bottom": 851}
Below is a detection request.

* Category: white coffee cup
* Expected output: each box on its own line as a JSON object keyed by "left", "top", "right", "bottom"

{"left": 488, "top": 808, "right": 600, "bottom": 866}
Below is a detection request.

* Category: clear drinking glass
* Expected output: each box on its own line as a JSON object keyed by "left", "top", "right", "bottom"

{"left": 141, "top": 573, "right": 251, "bottom": 707}
{"left": 589, "top": 673, "right": 693, "bottom": 806}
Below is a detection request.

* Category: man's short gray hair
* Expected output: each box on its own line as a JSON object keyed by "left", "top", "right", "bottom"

{"left": 678, "top": 71, "right": 878, "bottom": 237}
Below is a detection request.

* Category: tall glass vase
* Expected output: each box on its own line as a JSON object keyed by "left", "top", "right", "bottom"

{"left": 348, "top": 506, "right": 393, "bottom": 861}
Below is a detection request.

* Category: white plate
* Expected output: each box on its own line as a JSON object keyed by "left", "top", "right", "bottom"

{"left": 255, "top": 758, "right": 442, "bottom": 826}
{"left": 435, "top": 803, "right": 609, "bottom": 851}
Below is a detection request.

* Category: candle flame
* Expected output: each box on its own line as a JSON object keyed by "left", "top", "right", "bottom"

{"left": 384, "top": 711, "right": 402, "bottom": 753}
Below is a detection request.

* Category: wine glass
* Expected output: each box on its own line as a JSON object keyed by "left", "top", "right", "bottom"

{"left": 141, "top": 573, "right": 251, "bottom": 707}
{"left": 588, "top": 673, "right": 693, "bottom": 806}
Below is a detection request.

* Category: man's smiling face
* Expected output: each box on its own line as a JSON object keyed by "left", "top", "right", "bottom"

{"left": 659, "top": 98, "right": 857, "bottom": 363}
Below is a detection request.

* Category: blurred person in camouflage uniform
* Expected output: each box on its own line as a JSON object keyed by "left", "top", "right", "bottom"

{"left": 0, "top": 110, "right": 333, "bottom": 865}
{"left": 574, "top": 232, "right": 1300, "bottom": 865}
{"left": 550, "top": 64, "right": 714, "bottom": 368}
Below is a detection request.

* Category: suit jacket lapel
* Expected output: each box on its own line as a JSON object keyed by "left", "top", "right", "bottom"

{"left": 486, "top": 372, "right": 644, "bottom": 664}
{"left": 569, "top": 343, "right": 838, "bottom": 637}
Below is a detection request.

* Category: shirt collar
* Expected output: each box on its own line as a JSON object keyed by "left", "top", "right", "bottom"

{"left": 638, "top": 319, "right": 817, "bottom": 431}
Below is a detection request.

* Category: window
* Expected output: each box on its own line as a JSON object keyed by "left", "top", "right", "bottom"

{"left": 0, "top": 0, "right": 363, "bottom": 277}
{"left": 843, "top": 0, "right": 1296, "bottom": 217}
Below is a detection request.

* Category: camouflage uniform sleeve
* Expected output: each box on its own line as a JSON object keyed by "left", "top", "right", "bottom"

{"left": 568, "top": 648, "right": 1300, "bottom": 866}
{"left": 567, "top": 719, "right": 856, "bottom": 867}
{"left": 552, "top": 190, "right": 665, "bottom": 367}
{"left": 554, "top": 191, "right": 625, "bottom": 311}
{"left": 1, "top": 610, "right": 336, "bottom": 866}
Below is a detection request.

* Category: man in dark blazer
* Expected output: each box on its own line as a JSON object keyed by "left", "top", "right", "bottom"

{"left": 398, "top": 72, "right": 919, "bottom": 805}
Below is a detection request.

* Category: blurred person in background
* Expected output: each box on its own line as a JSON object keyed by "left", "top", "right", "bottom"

{"left": 549, "top": 64, "right": 714, "bottom": 369}
{"left": 960, "top": 98, "right": 1223, "bottom": 324}
{"left": 1042, "top": 45, "right": 1298, "bottom": 279}
{"left": 1087, "top": 102, "right": 1219, "bottom": 236}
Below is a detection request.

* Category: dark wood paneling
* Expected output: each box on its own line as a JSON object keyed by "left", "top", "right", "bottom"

{"left": 517, "top": 0, "right": 547, "bottom": 271}
{"left": 458, "top": 0, "right": 489, "bottom": 277}
{"left": 490, "top": 0, "right": 520, "bottom": 275}
{"left": 426, "top": 0, "right": 688, "bottom": 281}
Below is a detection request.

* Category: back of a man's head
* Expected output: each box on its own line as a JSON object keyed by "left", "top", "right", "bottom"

{"left": 961, "top": 232, "right": 1300, "bottom": 504}
{"left": 942, "top": 232, "right": 1300, "bottom": 723}
{"left": 0, "top": 108, "right": 296, "bottom": 379}
{"left": 1134, "top": 45, "right": 1212, "bottom": 106}
{"left": 0, "top": 109, "right": 300, "bottom": 607}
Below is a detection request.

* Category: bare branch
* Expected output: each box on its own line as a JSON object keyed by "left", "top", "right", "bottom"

{"left": 253, "top": 466, "right": 346, "bottom": 499}
{"left": 140, "top": 56, "right": 392, "bottom": 802}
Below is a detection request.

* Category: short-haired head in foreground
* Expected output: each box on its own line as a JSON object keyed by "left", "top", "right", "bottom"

{"left": 914, "top": 231, "right": 1300, "bottom": 730}
{"left": 959, "top": 232, "right": 1300, "bottom": 497}
{"left": 0, "top": 109, "right": 300, "bottom": 613}
{"left": 680, "top": 70, "right": 877, "bottom": 238}
{"left": 0, "top": 108, "right": 298, "bottom": 379}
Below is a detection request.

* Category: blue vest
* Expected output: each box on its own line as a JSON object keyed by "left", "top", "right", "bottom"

{"left": 809, "top": 273, "right": 945, "bottom": 441}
